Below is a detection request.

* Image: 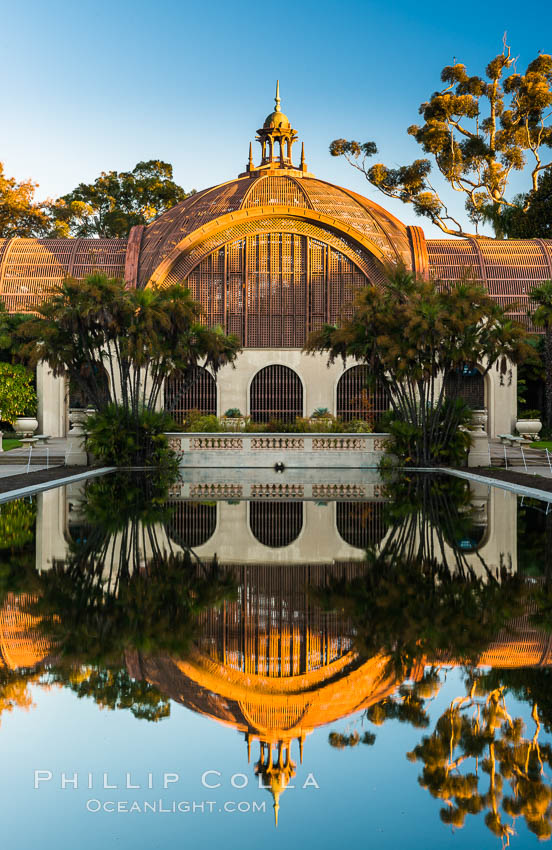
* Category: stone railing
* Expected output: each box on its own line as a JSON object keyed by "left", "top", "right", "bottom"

{"left": 165, "top": 432, "right": 390, "bottom": 469}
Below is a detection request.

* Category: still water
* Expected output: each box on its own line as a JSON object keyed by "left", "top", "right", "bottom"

{"left": 2, "top": 469, "right": 552, "bottom": 848}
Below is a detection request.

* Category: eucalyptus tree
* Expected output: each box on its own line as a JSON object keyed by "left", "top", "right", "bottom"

{"left": 407, "top": 678, "right": 552, "bottom": 842}
{"left": 305, "top": 265, "right": 529, "bottom": 466}
{"left": 330, "top": 45, "right": 552, "bottom": 237}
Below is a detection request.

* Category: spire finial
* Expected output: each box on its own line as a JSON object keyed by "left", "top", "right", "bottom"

{"left": 274, "top": 80, "right": 281, "bottom": 113}
{"left": 273, "top": 793, "right": 280, "bottom": 828}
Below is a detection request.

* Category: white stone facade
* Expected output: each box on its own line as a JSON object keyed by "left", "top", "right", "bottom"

{"left": 35, "top": 350, "right": 518, "bottom": 441}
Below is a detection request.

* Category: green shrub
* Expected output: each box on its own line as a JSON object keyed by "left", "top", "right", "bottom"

{"left": 223, "top": 408, "right": 242, "bottom": 418}
{"left": 380, "top": 401, "right": 472, "bottom": 467}
{"left": 0, "top": 498, "right": 36, "bottom": 549}
{"left": 0, "top": 363, "right": 37, "bottom": 423}
{"left": 183, "top": 410, "right": 222, "bottom": 432}
{"left": 85, "top": 405, "right": 179, "bottom": 470}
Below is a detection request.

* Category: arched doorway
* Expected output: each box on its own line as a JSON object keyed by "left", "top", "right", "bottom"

{"left": 166, "top": 502, "right": 217, "bottom": 549}
{"left": 444, "top": 366, "right": 485, "bottom": 409}
{"left": 164, "top": 366, "right": 217, "bottom": 425}
{"left": 336, "top": 365, "right": 390, "bottom": 424}
{"left": 68, "top": 364, "right": 110, "bottom": 410}
{"left": 250, "top": 502, "right": 303, "bottom": 548}
{"left": 336, "top": 502, "right": 387, "bottom": 549}
{"left": 249, "top": 365, "right": 303, "bottom": 424}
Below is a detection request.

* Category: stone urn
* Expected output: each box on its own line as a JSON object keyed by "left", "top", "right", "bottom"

{"left": 516, "top": 418, "right": 542, "bottom": 440}
{"left": 68, "top": 408, "right": 87, "bottom": 435}
{"left": 13, "top": 416, "right": 38, "bottom": 437}
{"left": 470, "top": 409, "right": 488, "bottom": 433}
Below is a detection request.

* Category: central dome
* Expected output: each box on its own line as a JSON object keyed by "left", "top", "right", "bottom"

{"left": 137, "top": 173, "right": 411, "bottom": 287}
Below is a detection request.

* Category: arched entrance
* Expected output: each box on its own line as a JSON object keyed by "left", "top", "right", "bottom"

{"left": 444, "top": 366, "right": 485, "bottom": 409}
{"left": 249, "top": 365, "right": 303, "bottom": 424}
{"left": 336, "top": 365, "right": 390, "bottom": 424}
{"left": 166, "top": 502, "right": 217, "bottom": 549}
{"left": 164, "top": 366, "right": 217, "bottom": 424}
{"left": 336, "top": 502, "right": 387, "bottom": 549}
{"left": 250, "top": 502, "right": 303, "bottom": 548}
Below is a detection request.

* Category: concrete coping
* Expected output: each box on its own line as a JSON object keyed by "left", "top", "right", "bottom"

{"left": 165, "top": 432, "right": 391, "bottom": 437}
{"left": 0, "top": 467, "right": 116, "bottom": 505}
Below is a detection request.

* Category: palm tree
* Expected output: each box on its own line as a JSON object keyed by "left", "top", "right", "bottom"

{"left": 529, "top": 280, "right": 552, "bottom": 429}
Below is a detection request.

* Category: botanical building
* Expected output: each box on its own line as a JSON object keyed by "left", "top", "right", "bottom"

{"left": 1, "top": 87, "right": 551, "bottom": 436}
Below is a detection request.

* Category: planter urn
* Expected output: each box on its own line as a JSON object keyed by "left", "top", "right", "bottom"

{"left": 13, "top": 417, "right": 39, "bottom": 437}
{"left": 516, "top": 419, "right": 542, "bottom": 440}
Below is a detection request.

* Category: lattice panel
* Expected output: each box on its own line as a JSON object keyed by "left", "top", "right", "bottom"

{"left": 243, "top": 175, "right": 312, "bottom": 208}
{"left": 328, "top": 247, "right": 366, "bottom": 324}
{"left": 444, "top": 369, "right": 485, "bottom": 409}
{"left": 309, "top": 238, "right": 326, "bottom": 332}
{"left": 249, "top": 501, "right": 303, "bottom": 548}
{"left": 249, "top": 364, "right": 303, "bottom": 422}
{"left": 164, "top": 366, "right": 217, "bottom": 422}
{"left": 336, "top": 501, "right": 388, "bottom": 548}
{"left": 185, "top": 247, "right": 225, "bottom": 328}
{"left": 0, "top": 238, "right": 127, "bottom": 313}
{"left": 72, "top": 239, "right": 127, "bottom": 277}
{"left": 301, "top": 179, "right": 403, "bottom": 259}
{"left": 196, "top": 561, "right": 365, "bottom": 677}
{"left": 426, "top": 239, "right": 481, "bottom": 281}
{"left": 246, "top": 233, "right": 307, "bottom": 347}
{"left": 138, "top": 180, "right": 252, "bottom": 285}
{"left": 166, "top": 501, "right": 217, "bottom": 548}
{"left": 166, "top": 216, "right": 380, "bottom": 284}
{"left": 336, "top": 365, "right": 390, "bottom": 423}
{"left": 0, "top": 592, "right": 52, "bottom": 669}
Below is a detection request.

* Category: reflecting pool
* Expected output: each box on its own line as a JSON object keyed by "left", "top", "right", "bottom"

{"left": 3, "top": 470, "right": 552, "bottom": 848}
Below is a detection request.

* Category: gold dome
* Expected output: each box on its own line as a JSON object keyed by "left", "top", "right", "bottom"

{"left": 263, "top": 110, "right": 291, "bottom": 129}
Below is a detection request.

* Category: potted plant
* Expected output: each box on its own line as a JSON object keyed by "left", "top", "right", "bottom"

{"left": 221, "top": 408, "right": 245, "bottom": 431}
{"left": 516, "top": 409, "right": 543, "bottom": 440}
{"left": 0, "top": 363, "right": 38, "bottom": 436}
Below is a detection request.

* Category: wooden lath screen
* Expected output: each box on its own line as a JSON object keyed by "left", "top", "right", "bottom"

{"left": 336, "top": 365, "right": 390, "bottom": 423}
{"left": 0, "top": 238, "right": 127, "bottom": 313}
{"left": 336, "top": 501, "right": 388, "bottom": 549}
{"left": 427, "top": 238, "right": 552, "bottom": 332}
{"left": 242, "top": 175, "right": 311, "bottom": 208}
{"left": 195, "top": 562, "right": 365, "bottom": 677}
{"left": 164, "top": 365, "right": 217, "bottom": 422}
{"left": 444, "top": 369, "right": 485, "bottom": 410}
{"left": 249, "top": 501, "right": 303, "bottom": 548}
{"left": 166, "top": 501, "right": 217, "bottom": 549}
{"left": 246, "top": 233, "right": 307, "bottom": 347}
{"left": 183, "top": 232, "right": 369, "bottom": 347}
{"left": 249, "top": 364, "right": 303, "bottom": 423}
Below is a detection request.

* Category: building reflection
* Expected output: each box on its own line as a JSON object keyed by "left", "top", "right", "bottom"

{"left": 0, "top": 473, "right": 547, "bottom": 828}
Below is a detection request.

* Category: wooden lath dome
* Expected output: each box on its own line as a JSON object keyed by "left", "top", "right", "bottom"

{"left": 136, "top": 172, "right": 413, "bottom": 288}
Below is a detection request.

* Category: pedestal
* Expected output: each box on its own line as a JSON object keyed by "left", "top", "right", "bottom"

{"left": 467, "top": 430, "right": 490, "bottom": 468}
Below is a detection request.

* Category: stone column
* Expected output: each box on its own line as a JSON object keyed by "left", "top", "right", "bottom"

{"left": 36, "top": 362, "right": 66, "bottom": 437}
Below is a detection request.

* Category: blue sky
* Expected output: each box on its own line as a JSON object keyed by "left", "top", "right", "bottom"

{"left": 1, "top": 0, "right": 550, "bottom": 236}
